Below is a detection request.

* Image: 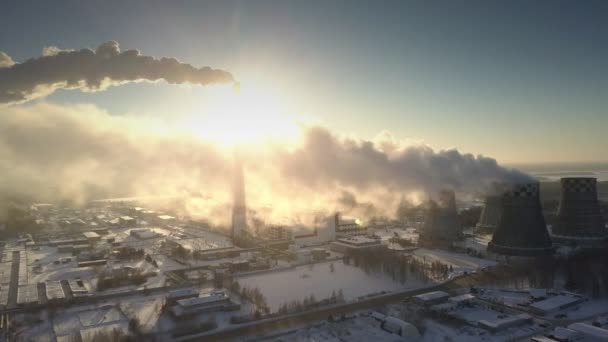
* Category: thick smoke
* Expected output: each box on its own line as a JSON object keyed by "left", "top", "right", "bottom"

{"left": 0, "top": 41, "right": 235, "bottom": 105}
{"left": 278, "top": 126, "right": 532, "bottom": 194}
{"left": 0, "top": 103, "right": 532, "bottom": 226}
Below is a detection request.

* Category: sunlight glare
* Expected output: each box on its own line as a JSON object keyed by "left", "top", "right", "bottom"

{"left": 189, "top": 83, "right": 300, "bottom": 146}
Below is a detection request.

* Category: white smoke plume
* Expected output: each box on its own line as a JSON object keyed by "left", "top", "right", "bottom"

{"left": 0, "top": 41, "right": 235, "bottom": 105}
{"left": 0, "top": 102, "right": 532, "bottom": 227}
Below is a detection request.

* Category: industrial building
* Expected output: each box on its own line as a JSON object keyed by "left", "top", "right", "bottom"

{"left": 334, "top": 214, "right": 367, "bottom": 237}
{"left": 551, "top": 177, "right": 608, "bottom": 247}
{"left": 329, "top": 236, "right": 383, "bottom": 253}
{"left": 170, "top": 289, "right": 235, "bottom": 318}
{"left": 167, "top": 288, "right": 199, "bottom": 305}
{"left": 413, "top": 291, "right": 450, "bottom": 306}
{"left": 487, "top": 182, "right": 554, "bottom": 257}
{"left": 528, "top": 293, "right": 586, "bottom": 315}
{"left": 46, "top": 280, "right": 66, "bottom": 303}
{"left": 129, "top": 228, "right": 156, "bottom": 240}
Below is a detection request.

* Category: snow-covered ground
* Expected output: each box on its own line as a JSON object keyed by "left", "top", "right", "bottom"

{"left": 236, "top": 260, "right": 431, "bottom": 311}
{"left": 261, "top": 315, "right": 415, "bottom": 342}
{"left": 422, "top": 319, "right": 543, "bottom": 342}
{"left": 27, "top": 245, "right": 97, "bottom": 286}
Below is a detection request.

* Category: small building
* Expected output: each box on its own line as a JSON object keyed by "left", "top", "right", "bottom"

{"left": 330, "top": 236, "right": 383, "bottom": 253}
{"left": 130, "top": 228, "right": 156, "bottom": 240}
{"left": 17, "top": 284, "right": 39, "bottom": 306}
{"left": 529, "top": 294, "right": 585, "bottom": 315}
{"left": 119, "top": 216, "right": 136, "bottom": 227}
{"left": 477, "top": 313, "right": 532, "bottom": 332}
{"left": 72, "top": 244, "right": 91, "bottom": 254}
{"left": 449, "top": 293, "right": 475, "bottom": 304}
{"left": 46, "top": 280, "right": 66, "bottom": 303}
{"left": 267, "top": 225, "right": 291, "bottom": 240}
{"left": 567, "top": 323, "right": 608, "bottom": 341}
{"left": 380, "top": 316, "right": 421, "bottom": 339}
{"left": 170, "top": 290, "right": 232, "bottom": 318}
{"left": 82, "top": 231, "right": 101, "bottom": 242}
{"left": 167, "top": 288, "right": 199, "bottom": 305}
{"left": 77, "top": 259, "right": 107, "bottom": 267}
{"left": 413, "top": 291, "right": 450, "bottom": 306}
{"left": 157, "top": 215, "right": 176, "bottom": 224}
{"left": 228, "top": 260, "right": 250, "bottom": 273}
{"left": 68, "top": 279, "right": 89, "bottom": 298}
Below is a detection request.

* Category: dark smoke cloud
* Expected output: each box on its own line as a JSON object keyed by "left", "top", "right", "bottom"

{"left": 0, "top": 41, "right": 235, "bottom": 105}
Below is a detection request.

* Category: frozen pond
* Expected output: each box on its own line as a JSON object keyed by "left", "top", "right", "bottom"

{"left": 236, "top": 260, "right": 431, "bottom": 311}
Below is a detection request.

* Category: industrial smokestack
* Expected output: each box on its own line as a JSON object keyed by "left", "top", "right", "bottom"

{"left": 552, "top": 177, "right": 607, "bottom": 245}
{"left": 419, "top": 189, "right": 461, "bottom": 243}
{"left": 231, "top": 153, "right": 248, "bottom": 241}
{"left": 488, "top": 182, "right": 553, "bottom": 257}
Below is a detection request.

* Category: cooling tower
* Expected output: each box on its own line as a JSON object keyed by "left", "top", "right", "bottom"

{"left": 552, "top": 177, "right": 607, "bottom": 244}
{"left": 419, "top": 190, "right": 461, "bottom": 242}
{"left": 487, "top": 182, "right": 553, "bottom": 256}
{"left": 476, "top": 195, "right": 502, "bottom": 232}
{"left": 476, "top": 183, "right": 508, "bottom": 232}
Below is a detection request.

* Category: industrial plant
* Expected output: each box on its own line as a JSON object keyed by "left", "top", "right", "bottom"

{"left": 0, "top": 171, "right": 607, "bottom": 341}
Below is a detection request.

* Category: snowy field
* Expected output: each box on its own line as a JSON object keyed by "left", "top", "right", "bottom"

{"left": 422, "top": 319, "right": 543, "bottom": 342}
{"left": 236, "top": 260, "right": 431, "bottom": 311}
{"left": 27, "top": 245, "right": 97, "bottom": 286}
{"left": 262, "top": 315, "right": 416, "bottom": 342}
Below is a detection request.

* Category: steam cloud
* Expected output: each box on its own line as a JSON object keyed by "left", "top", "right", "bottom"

{"left": 0, "top": 41, "right": 235, "bottom": 105}
{"left": 0, "top": 103, "right": 531, "bottom": 225}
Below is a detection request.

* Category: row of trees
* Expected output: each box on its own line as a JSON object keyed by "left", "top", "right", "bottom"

{"left": 276, "top": 289, "right": 346, "bottom": 315}
{"left": 229, "top": 280, "right": 270, "bottom": 315}
{"left": 345, "top": 247, "right": 453, "bottom": 283}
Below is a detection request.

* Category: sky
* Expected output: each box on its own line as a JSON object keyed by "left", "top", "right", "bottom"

{"left": 1, "top": 0, "right": 607, "bottom": 164}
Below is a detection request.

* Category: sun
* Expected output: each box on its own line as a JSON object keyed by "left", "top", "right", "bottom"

{"left": 189, "top": 83, "right": 300, "bottom": 146}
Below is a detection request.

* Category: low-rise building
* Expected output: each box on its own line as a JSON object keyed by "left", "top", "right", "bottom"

{"left": 567, "top": 323, "right": 608, "bottom": 341}
{"left": 130, "top": 228, "right": 156, "bottom": 240}
{"left": 528, "top": 293, "right": 586, "bottom": 315}
{"left": 46, "top": 280, "right": 66, "bottom": 303}
{"left": 170, "top": 290, "right": 234, "bottom": 318}
{"left": 82, "top": 231, "right": 101, "bottom": 242}
{"left": 478, "top": 313, "right": 532, "bottom": 332}
{"left": 17, "top": 284, "right": 39, "bottom": 306}
{"left": 413, "top": 291, "right": 450, "bottom": 306}
{"left": 167, "top": 288, "right": 199, "bottom": 305}
{"left": 330, "top": 236, "right": 383, "bottom": 253}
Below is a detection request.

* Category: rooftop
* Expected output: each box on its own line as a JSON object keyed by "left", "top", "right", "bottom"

{"left": 414, "top": 290, "right": 450, "bottom": 302}
{"left": 529, "top": 294, "right": 584, "bottom": 313}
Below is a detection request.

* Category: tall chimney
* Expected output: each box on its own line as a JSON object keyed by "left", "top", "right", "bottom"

{"left": 231, "top": 152, "right": 247, "bottom": 240}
